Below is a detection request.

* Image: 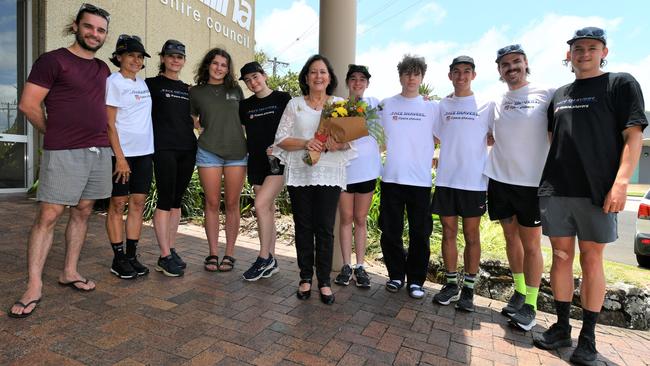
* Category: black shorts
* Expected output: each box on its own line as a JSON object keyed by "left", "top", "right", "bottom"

{"left": 343, "top": 179, "right": 376, "bottom": 194}
{"left": 247, "top": 155, "right": 284, "bottom": 186}
{"left": 153, "top": 149, "right": 196, "bottom": 210}
{"left": 430, "top": 186, "right": 486, "bottom": 218}
{"left": 111, "top": 154, "right": 153, "bottom": 197}
{"left": 487, "top": 179, "right": 541, "bottom": 227}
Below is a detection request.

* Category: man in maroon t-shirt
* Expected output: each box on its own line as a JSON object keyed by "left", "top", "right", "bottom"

{"left": 9, "top": 4, "right": 112, "bottom": 318}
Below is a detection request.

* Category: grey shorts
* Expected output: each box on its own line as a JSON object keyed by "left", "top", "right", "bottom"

{"left": 539, "top": 196, "right": 617, "bottom": 244}
{"left": 37, "top": 147, "right": 112, "bottom": 205}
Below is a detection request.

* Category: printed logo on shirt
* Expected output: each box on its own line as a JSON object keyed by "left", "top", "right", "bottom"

{"left": 503, "top": 99, "right": 541, "bottom": 111}
{"left": 246, "top": 105, "right": 279, "bottom": 120}
{"left": 131, "top": 89, "right": 150, "bottom": 102}
{"left": 161, "top": 88, "right": 189, "bottom": 101}
{"left": 390, "top": 111, "right": 426, "bottom": 121}
{"left": 444, "top": 110, "right": 478, "bottom": 121}
{"left": 554, "top": 97, "right": 597, "bottom": 113}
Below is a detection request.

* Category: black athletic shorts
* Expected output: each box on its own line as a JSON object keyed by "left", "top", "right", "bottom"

{"left": 343, "top": 179, "right": 376, "bottom": 194}
{"left": 111, "top": 154, "right": 153, "bottom": 197}
{"left": 430, "top": 186, "right": 486, "bottom": 218}
{"left": 248, "top": 156, "right": 284, "bottom": 186}
{"left": 487, "top": 179, "right": 541, "bottom": 227}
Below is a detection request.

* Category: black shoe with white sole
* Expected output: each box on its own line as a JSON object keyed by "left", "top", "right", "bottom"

{"left": 433, "top": 283, "right": 460, "bottom": 305}
{"left": 501, "top": 291, "right": 525, "bottom": 318}
{"left": 509, "top": 303, "right": 536, "bottom": 331}
{"left": 111, "top": 255, "right": 138, "bottom": 279}
{"left": 455, "top": 287, "right": 475, "bottom": 312}
{"left": 155, "top": 255, "right": 184, "bottom": 277}
{"left": 533, "top": 323, "right": 572, "bottom": 350}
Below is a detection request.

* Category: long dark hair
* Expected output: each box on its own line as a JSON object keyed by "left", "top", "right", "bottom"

{"left": 298, "top": 54, "right": 338, "bottom": 96}
{"left": 194, "top": 47, "right": 237, "bottom": 88}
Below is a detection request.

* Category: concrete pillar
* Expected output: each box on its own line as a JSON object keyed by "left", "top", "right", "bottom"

{"left": 319, "top": 0, "right": 357, "bottom": 271}
{"left": 319, "top": 0, "right": 356, "bottom": 97}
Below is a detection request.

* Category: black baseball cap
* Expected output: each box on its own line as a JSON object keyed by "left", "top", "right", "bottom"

{"left": 239, "top": 61, "right": 265, "bottom": 80}
{"left": 346, "top": 64, "right": 371, "bottom": 80}
{"left": 567, "top": 27, "right": 607, "bottom": 46}
{"left": 160, "top": 39, "right": 186, "bottom": 56}
{"left": 449, "top": 55, "right": 475, "bottom": 70}
{"left": 495, "top": 44, "right": 526, "bottom": 63}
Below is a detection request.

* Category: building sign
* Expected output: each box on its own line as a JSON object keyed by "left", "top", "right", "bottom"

{"left": 159, "top": 0, "right": 253, "bottom": 48}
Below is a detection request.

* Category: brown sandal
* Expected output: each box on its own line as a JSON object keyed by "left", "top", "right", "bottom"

{"left": 218, "top": 256, "right": 236, "bottom": 272}
{"left": 204, "top": 255, "right": 219, "bottom": 272}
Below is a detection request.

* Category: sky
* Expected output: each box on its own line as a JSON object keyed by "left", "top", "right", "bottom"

{"left": 254, "top": 0, "right": 650, "bottom": 103}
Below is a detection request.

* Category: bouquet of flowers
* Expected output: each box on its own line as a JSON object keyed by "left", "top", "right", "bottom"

{"left": 303, "top": 97, "right": 380, "bottom": 165}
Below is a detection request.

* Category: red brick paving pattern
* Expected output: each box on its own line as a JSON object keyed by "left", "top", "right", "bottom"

{"left": 1, "top": 195, "right": 648, "bottom": 365}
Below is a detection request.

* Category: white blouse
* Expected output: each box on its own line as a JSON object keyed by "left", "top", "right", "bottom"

{"left": 273, "top": 96, "right": 356, "bottom": 188}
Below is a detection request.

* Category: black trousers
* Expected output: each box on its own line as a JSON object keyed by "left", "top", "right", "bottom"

{"left": 379, "top": 182, "right": 433, "bottom": 286}
{"left": 288, "top": 185, "right": 341, "bottom": 285}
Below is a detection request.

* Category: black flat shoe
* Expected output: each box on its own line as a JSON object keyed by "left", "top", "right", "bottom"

{"left": 296, "top": 279, "right": 312, "bottom": 300}
{"left": 318, "top": 283, "right": 335, "bottom": 305}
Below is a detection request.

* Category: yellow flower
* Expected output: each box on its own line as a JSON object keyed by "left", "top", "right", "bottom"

{"left": 335, "top": 107, "right": 348, "bottom": 117}
{"left": 332, "top": 111, "right": 339, "bottom": 118}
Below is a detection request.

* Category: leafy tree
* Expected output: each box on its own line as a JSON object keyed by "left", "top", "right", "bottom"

{"left": 267, "top": 71, "right": 301, "bottom": 97}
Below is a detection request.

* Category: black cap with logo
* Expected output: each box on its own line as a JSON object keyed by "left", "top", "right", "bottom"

{"left": 160, "top": 39, "right": 186, "bottom": 56}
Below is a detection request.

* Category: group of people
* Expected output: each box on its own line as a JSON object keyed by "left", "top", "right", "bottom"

{"left": 6, "top": 3, "right": 647, "bottom": 366}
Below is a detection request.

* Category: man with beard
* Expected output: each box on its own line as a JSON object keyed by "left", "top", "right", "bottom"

{"left": 8, "top": 3, "right": 112, "bottom": 318}
{"left": 534, "top": 27, "right": 646, "bottom": 365}
{"left": 484, "top": 44, "right": 554, "bottom": 330}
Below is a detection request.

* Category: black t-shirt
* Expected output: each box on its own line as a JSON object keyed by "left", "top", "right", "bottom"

{"left": 239, "top": 90, "right": 291, "bottom": 173}
{"left": 539, "top": 72, "right": 648, "bottom": 206}
{"left": 145, "top": 75, "right": 197, "bottom": 151}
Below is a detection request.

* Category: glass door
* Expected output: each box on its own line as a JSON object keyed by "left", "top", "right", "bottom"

{"left": 0, "top": 0, "right": 32, "bottom": 192}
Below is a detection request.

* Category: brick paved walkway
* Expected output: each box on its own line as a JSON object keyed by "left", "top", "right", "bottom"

{"left": 1, "top": 195, "right": 649, "bottom": 365}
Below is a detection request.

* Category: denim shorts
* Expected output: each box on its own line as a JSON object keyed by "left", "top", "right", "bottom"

{"left": 195, "top": 146, "right": 247, "bottom": 167}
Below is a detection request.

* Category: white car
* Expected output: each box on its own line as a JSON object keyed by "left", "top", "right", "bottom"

{"left": 635, "top": 189, "right": 650, "bottom": 268}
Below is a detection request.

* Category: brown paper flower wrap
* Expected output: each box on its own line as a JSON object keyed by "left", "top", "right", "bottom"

{"left": 302, "top": 98, "right": 375, "bottom": 166}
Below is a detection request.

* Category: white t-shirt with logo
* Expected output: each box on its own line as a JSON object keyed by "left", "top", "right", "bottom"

{"left": 379, "top": 94, "right": 438, "bottom": 187}
{"left": 484, "top": 84, "right": 554, "bottom": 187}
{"left": 106, "top": 72, "right": 154, "bottom": 157}
{"left": 435, "top": 94, "right": 493, "bottom": 191}
{"left": 346, "top": 96, "right": 381, "bottom": 185}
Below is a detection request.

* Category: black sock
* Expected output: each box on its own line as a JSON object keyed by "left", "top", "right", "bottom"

{"left": 554, "top": 300, "right": 571, "bottom": 330}
{"left": 126, "top": 239, "right": 138, "bottom": 258}
{"left": 580, "top": 309, "right": 599, "bottom": 340}
{"left": 111, "top": 242, "right": 124, "bottom": 257}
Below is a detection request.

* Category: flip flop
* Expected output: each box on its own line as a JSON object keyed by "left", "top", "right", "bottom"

{"left": 58, "top": 278, "right": 96, "bottom": 292}
{"left": 7, "top": 298, "right": 41, "bottom": 318}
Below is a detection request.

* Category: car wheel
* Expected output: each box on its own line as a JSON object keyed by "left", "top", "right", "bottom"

{"left": 637, "top": 254, "right": 650, "bottom": 268}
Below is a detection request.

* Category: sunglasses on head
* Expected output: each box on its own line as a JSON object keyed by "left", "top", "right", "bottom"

{"left": 165, "top": 43, "right": 186, "bottom": 54}
{"left": 78, "top": 3, "right": 111, "bottom": 22}
{"left": 118, "top": 34, "right": 142, "bottom": 43}
{"left": 348, "top": 64, "right": 368, "bottom": 71}
{"left": 497, "top": 44, "right": 523, "bottom": 56}
{"left": 574, "top": 27, "right": 605, "bottom": 37}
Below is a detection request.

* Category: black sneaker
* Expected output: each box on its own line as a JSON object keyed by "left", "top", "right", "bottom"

{"left": 242, "top": 256, "right": 274, "bottom": 281}
{"left": 533, "top": 323, "right": 572, "bottom": 350}
{"left": 334, "top": 264, "right": 353, "bottom": 286}
{"left": 170, "top": 248, "right": 187, "bottom": 269}
{"left": 455, "top": 287, "right": 475, "bottom": 312}
{"left": 569, "top": 335, "right": 598, "bottom": 366}
{"left": 262, "top": 254, "right": 279, "bottom": 278}
{"left": 501, "top": 291, "right": 525, "bottom": 318}
{"left": 111, "top": 255, "right": 138, "bottom": 279}
{"left": 127, "top": 255, "right": 149, "bottom": 276}
{"left": 433, "top": 283, "right": 460, "bottom": 305}
{"left": 353, "top": 266, "right": 371, "bottom": 288}
{"left": 155, "top": 255, "right": 184, "bottom": 277}
{"left": 509, "top": 303, "right": 536, "bottom": 331}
